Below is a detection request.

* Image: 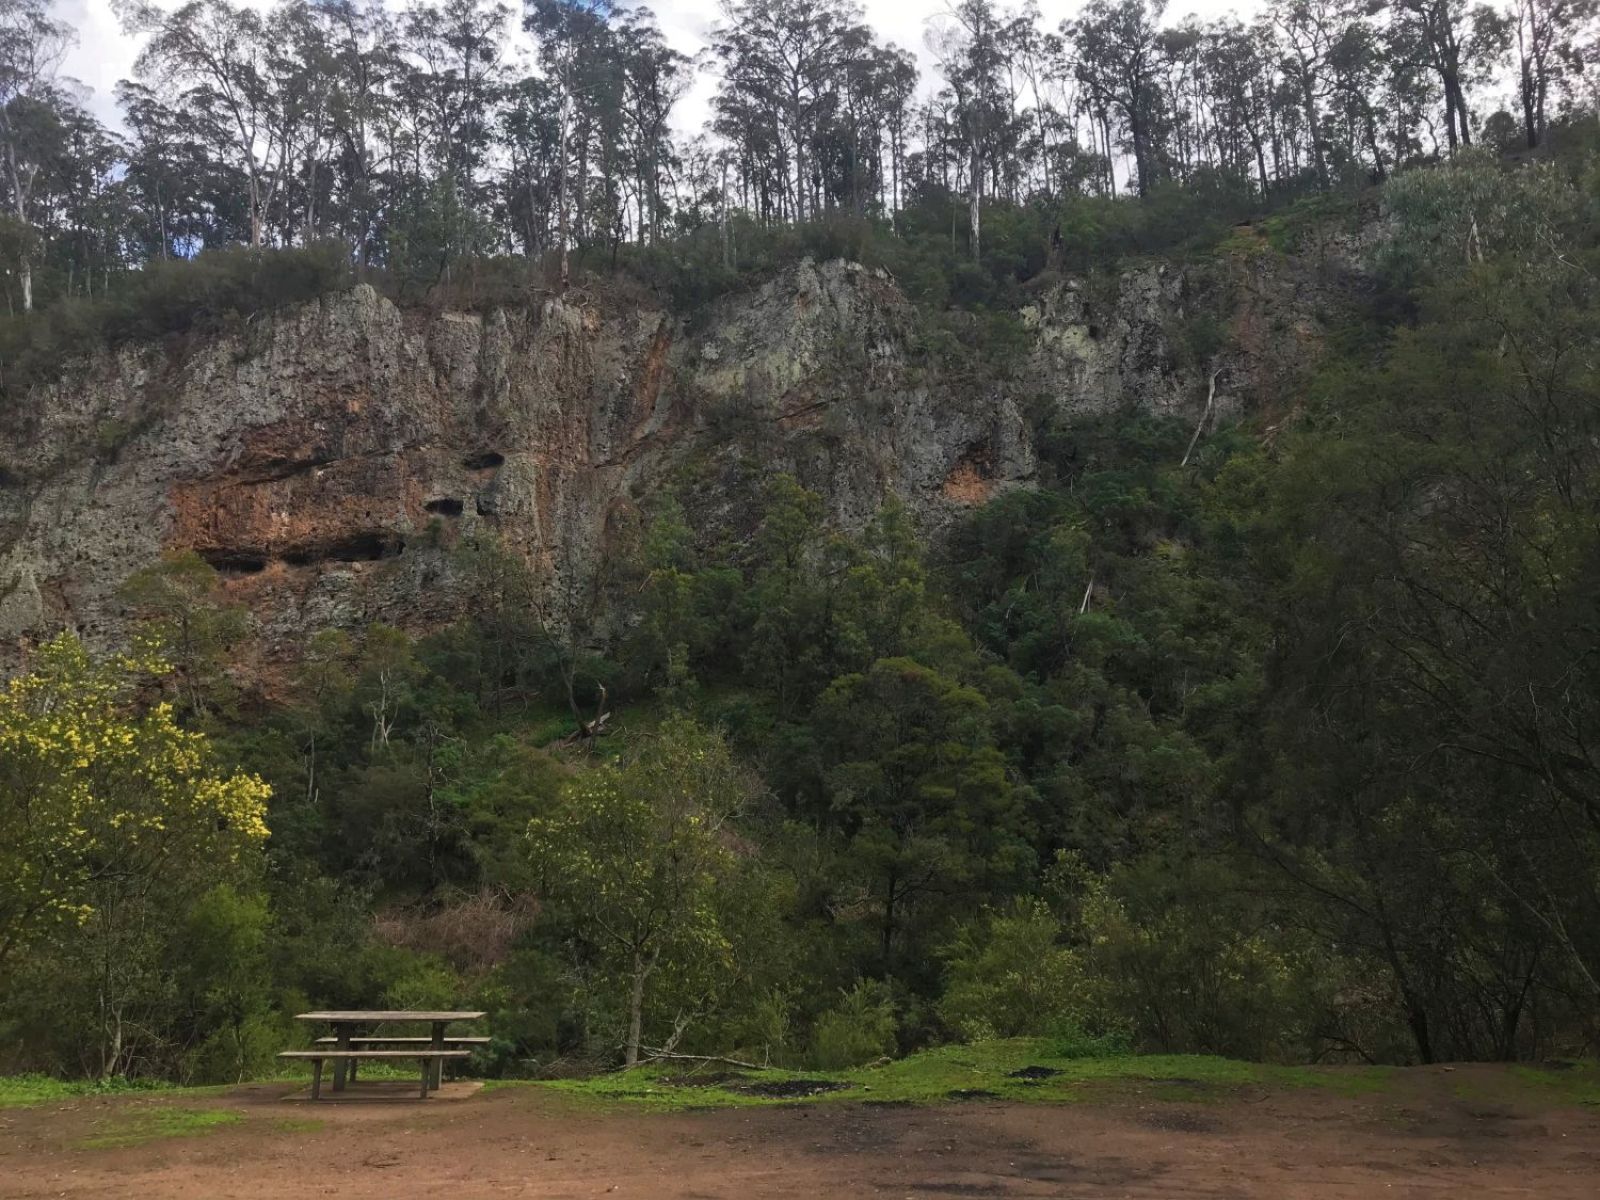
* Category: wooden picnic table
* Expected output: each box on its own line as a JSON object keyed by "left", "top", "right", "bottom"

{"left": 292, "top": 1010, "right": 486, "bottom": 1097}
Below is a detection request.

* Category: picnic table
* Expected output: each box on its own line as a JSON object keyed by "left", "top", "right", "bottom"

{"left": 279, "top": 1010, "right": 487, "bottom": 1099}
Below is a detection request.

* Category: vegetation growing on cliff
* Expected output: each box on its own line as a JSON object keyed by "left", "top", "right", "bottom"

{"left": 1, "top": 0, "right": 1599, "bottom": 1088}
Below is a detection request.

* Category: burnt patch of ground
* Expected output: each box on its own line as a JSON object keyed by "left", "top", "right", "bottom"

{"left": 654, "top": 1072, "right": 850, "bottom": 1099}
{"left": 659, "top": 1071, "right": 749, "bottom": 1089}
{"left": 737, "top": 1079, "right": 852, "bottom": 1099}
{"left": 1006, "top": 1066, "right": 1061, "bottom": 1081}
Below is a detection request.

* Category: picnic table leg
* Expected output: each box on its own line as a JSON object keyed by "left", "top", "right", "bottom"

{"left": 332, "top": 1023, "right": 352, "bottom": 1092}
{"left": 429, "top": 1021, "right": 445, "bottom": 1089}
{"left": 311, "top": 1058, "right": 324, "bottom": 1102}
{"left": 419, "top": 1057, "right": 430, "bottom": 1099}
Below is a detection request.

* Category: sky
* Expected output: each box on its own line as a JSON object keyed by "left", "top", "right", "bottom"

{"left": 59, "top": 0, "right": 1266, "bottom": 138}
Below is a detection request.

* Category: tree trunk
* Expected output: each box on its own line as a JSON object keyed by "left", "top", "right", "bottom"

{"left": 1364, "top": 107, "right": 1387, "bottom": 181}
{"left": 720, "top": 159, "right": 732, "bottom": 269}
{"left": 8, "top": 151, "right": 31, "bottom": 313}
{"left": 1181, "top": 368, "right": 1221, "bottom": 467}
{"left": 880, "top": 866, "right": 899, "bottom": 964}
{"left": 791, "top": 87, "right": 806, "bottom": 225}
{"left": 557, "top": 88, "right": 572, "bottom": 293}
{"left": 1405, "top": 995, "right": 1435, "bottom": 1064}
{"left": 968, "top": 143, "right": 982, "bottom": 262}
{"left": 1519, "top": 56, "right": 1538, "bottom": 148}
{"left": 1447, "top": 73, "right": 1472, "bottom": 147}
{"left": 248, "top": 163, "right": 264, "bottom": 247}
{"left": 626, "top": 951, "right": 647, "bottom": 1067}
{"left": 1129, "top": 106, "right": 1151, "bottom": 197}
{"left": 1302, "top": 79, "right": 1327, "bottom": 187}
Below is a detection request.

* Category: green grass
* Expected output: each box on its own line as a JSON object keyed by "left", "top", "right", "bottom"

{"left": 1213, "top": 226, "right": 1279, "bottom": 262}
{"left": 1255, "top": 190, "right": 1365, "bottom": 254}
{"left": 77, "top": 1105, "right": 242, "bottom": 1150}
{"left": 272, "top": 1059, "right": 431, "bottom": 1082}
{"left": 0, "top": 1074, "right": 184, "bottom": 1109}
{"left": 523, "top": 1039, "right": 1394, "bottom": 1113}
{"left": 1508, "top": 1062, "right": 1600, "bottom": 1107}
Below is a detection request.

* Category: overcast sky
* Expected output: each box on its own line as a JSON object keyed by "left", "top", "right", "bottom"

{"left": 60, "top": 0, "right": 1267, "bottom": 137}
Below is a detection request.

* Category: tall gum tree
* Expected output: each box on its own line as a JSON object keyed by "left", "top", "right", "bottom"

{"left": 0, "top": 0, "right": 70, "bottom": 311}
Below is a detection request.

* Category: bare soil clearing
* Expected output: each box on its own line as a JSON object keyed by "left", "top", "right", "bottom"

{"left": 0, "top": 1065, "right": 1595, "bottom": 1198}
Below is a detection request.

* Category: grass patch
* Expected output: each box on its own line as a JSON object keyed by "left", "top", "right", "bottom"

{"left": 77, "top": 1105, "right": 242, "bottom": 1150}
{"left": 1214, "top": 225, "right": 1278, "bottom": 262}
{"left": 272, "top": 1059, "right": 428, "bottom": 1082}
{"left": 1508, "top": 1062, "right": 1600, "bottom": 1107}
{"left": 1256, "top": 190, "right": 1365, "bottom": 254}
{"left": 524, "top": 1039, "right": 1394, "bottom": 1113}
{"left": 0, "top": 1074, "right": 183, "bottom": 1109}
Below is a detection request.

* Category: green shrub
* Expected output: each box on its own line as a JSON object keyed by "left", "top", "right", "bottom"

{"left": 1069, "top": 856, "right": 1321, "bottom": 1061}
{"left": 938, "top": 898, "right": 1093, "bottom": 1041}
{"left": 809, "top": 979, "right": 897, "bottom": 1069}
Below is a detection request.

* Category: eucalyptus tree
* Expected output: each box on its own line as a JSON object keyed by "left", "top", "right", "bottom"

{"left": 1001, "top": 2, "right": 1068, "bottom": 198}
{"left": 401, "top": 0, "right": 510, "bottom": 201}
{"left": 1325, "top": 13, "right": 1388, "bottom": 178}
{"left": 874, "top": 44, "right": 918, "bottom": 217}
{"left": 614, "top": 6, "right": 688, "bottom": 245}
{"left": 117, "top": 78, "right": 243, "bottom": 255}
{"left": 527, "top": 0, "right": 615, "bottom": 273}
{"left": 712, "top": 0, "right": 877, "bottom": 224}
{"left": 1069, "top": 0, "right": 1169, "bottom": 198}
{"left": 119, "top": 0, "right": 289, "bottom": 248}
{"left": 1270, "top": 0, "right": 1346, "bottom": 187}
{"left": 44, "top": 100, "right": 128, "bottom": 299}
{"left": 927, "top": 0, "right": 1011, "bottom": 258}
{"left": 497, "top": 71, "right": 560, "bottom": 255}
{"left": 313, "top": 0, "right": 402, "bottom": 263}
{"left": 265, "top": 2, "right": 341, "bottom": 244}
{"left": 1510, "top": 0, "right": 1597, "bottom": 146}
{"left": 0, "top": 0, "right": 72, "bottom": 309}
{"left": 1387, "top": 0, "right": 1510, "bottom": 150}
{"left": 1203, "top": 20, "right": 1280, "bottom": 193}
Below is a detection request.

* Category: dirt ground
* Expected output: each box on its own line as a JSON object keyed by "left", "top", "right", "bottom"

{"left": 1, "top": 1066, "right": 1595, "bottom": 1198}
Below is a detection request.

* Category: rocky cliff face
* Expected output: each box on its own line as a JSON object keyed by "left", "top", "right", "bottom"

{"left": 0, "top": 237, "right": 1360, "bottom": 674}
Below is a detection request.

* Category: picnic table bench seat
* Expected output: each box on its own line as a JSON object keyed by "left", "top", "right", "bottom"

{"left": 289, "top": 1009, "right": 485, "bottom": 1099}
{"left": 278, "top": 1048, "right": 472, "bottom": 1100}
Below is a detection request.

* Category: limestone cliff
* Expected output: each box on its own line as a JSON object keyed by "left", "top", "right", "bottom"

{"left": 0, "top": 238, "right": 1360, "bottom": 673}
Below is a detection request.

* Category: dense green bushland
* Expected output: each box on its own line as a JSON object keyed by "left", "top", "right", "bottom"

{"left": 1, "top": 145, "right": 1597, "bottom": 1083}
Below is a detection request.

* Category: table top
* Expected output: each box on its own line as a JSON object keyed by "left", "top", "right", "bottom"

{"left": 295, "top": 1011, "right": 487, "bottom": 1023}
